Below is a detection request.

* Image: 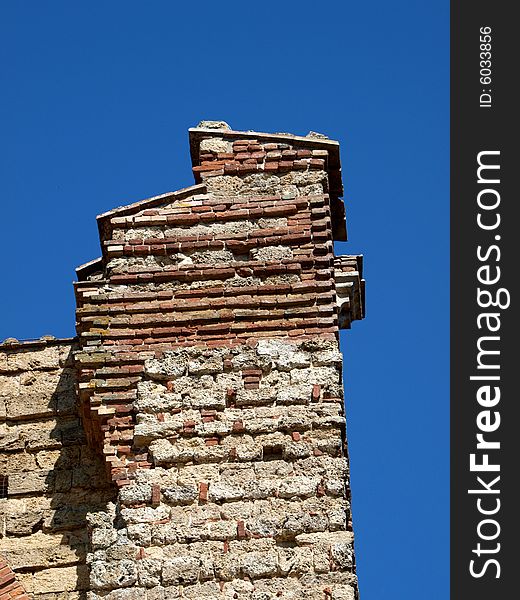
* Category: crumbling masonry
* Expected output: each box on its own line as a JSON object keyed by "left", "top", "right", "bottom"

{"left": 0, "top": 122, "right": 365, "bottom": 600}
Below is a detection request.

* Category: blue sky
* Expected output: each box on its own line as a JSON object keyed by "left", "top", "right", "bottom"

{"left": 0, "top": 2, "right": 449, "bottom": 598}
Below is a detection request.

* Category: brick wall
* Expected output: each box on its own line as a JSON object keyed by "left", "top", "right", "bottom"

{"left": 1, "top": 122, "right": 365, "bottom": 599}
{"left": 72, "top": 123, "right": 364, "bottom": 599}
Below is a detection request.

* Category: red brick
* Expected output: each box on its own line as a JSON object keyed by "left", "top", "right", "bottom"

{"left": 310, "top": 158, "right": 325, "bottom": 169}
{"left": 263, "top": 205, "right": 297, "bottom": 217}
{"left": 166, "top": 214, "right": 201, "bottom": 226}
{"left": 242, "top": 368, "right": 262, "bottom": 376}
{"left": 199, "top": 482, "right": 208, "bottom": 502}
{"left": 232, "top": 419, "right": 244, "bottom": 433}
{"left": 115, "top": 479, "right": 132, "bottom": 487}
{"left": 293, "top": 159, "right": 308, "bottom": 170}
{"left": 205, "top": 268, "right": 236, "bottom": 279}
{"left": 244, "top": 382, "right": 259, "bottom": 390}
{"left": 237, "top": 520, "right": 247, "bottom": 539}
{"left": 201, "top": 409, "right": 217, "bottom": 417}
{"left": 0, "top": 573, "right": 15, "bottom": 586}
{"left": 224, "top": 163, "right": 239, "bottom": 174}
{"left": 225, "top": 240, "right": 256, "bottom": 253}
{"left": 151, "top": 484, "right": 161, "bottom": 506}
{"left": 238, "top": 164, "right": 258, "bottom": 173}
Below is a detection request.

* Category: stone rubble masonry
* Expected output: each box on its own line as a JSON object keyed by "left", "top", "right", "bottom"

{"left": 0, "top": 122, "right": 365, "bottom": 599}
{"left": 1, "top": 339, "right": 116, "bottom": 599}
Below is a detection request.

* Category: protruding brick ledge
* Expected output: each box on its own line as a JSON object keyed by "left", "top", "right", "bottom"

{"left": 335, "top": 255, "right": 365, "bottom": 328}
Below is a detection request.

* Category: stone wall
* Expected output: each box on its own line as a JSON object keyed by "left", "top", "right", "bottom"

{"left": 1, "top": 123, "right": 365, "bottom": 599}
{"left": 72, "top": 123, "right": 364, "bottom": 599}
{"left": 0, "top": 340, "right": 115, "bottom": 599}
{"left": 86, "top": 337, "right": 356, "bottom": 599}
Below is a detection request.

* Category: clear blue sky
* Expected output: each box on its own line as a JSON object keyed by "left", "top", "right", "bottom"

{"left": 0, "top": 2, "right": 449, "bottom": 598}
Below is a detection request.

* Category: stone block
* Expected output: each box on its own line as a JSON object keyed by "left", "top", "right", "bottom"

{"left": 22, "top": 565, "right": 89, "bottom": 594}
{"left": 0, "top": 533, "right": 83, "bottom": 570}
{"left": 90, "top": 560, "right": 137, "bottom": 590}
{"left": 8, "top": 470, "right": 52, "bottom": 495}
{"left": 162, "top": 556, "right": 200, "bottom": 585}
{"left": 5, "top": 509, "right": 44, "bottom": 535}
{"left": 2, "top": 346, "right": 63, "bottom": 373}
{"left": 240, "top": 551, "right": 278, "bottom": 579}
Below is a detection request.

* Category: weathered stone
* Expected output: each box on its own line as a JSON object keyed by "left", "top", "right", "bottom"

{"left": 250, "top": 245, "right": 293, "bottom": 261}
{"left": 90, "top": 560, "right": 138, "bottom": 590}
{"left": 7, "top": 470, "right": 52, "bottom": 495}
{"left": 0, "top": 533, "right": 83, "bottom": 570}
{"left": 3, "top": 347, "right": 62, "bottom": 373}
{"left": 162, "top": 556, "right": 200, "bottom": 585}
{"left": 91, "top": 527, "right": 118, "bottom": 550}
{"left": 240, "top": 551, "right": 278, "bottom": 578}
{"left": 120, "top": 505, "right": 169, "bottom": 525}
{"left": 136, "top": 558, "right": 162, "bottom": 588}
{"left": 197, "top": 120, "right": 231, "bottom": 130}
{"left": 126, "top": 523, "right": 151, "bottom": 546}
{"left": 119, "top": 483, "right": 152, "bottom": 505}
{"left": 1, "top": 450, "right": 38, "bottom": 472}
{"left": 162, "top": 483, "right": 198, "bottom": 505}
{"left": 23, "top": 565, "right": 89, "bottom": 594}
{"left": 5, "top": 508, "right": 44, "bottom": 535}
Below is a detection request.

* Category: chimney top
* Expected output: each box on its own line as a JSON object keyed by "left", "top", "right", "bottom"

{"left": 188, "top": 124, "right": 343, "bottom": 192}
{"left": 188, "top": 122, "right": 346, "bottom": 240}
